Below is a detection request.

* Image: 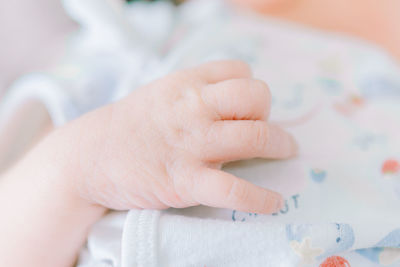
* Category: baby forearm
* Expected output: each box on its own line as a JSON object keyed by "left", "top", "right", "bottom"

{"left": 0, "top": 60, "right": 297, "bottom": 266}
{"left": 0, "top": 128, "right": 106, "bottom": 267}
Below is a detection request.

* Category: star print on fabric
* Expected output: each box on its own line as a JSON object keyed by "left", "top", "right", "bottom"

{"left": 290, "top": 237, "right": 324, "bottom": 264}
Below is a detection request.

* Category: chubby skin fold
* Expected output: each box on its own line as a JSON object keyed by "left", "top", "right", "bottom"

{"left": 0, "top": 60, "right": 297, "bottom": 267}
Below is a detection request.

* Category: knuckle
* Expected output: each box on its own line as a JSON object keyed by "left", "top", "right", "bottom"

{"left": 172, "top": 174, "right": 190, "bottom": 200}
{"left": 166, "top": 159, "right": 184, "bottom": 189}
{"left": 167, "top": 160, "right": 197, "bottom": 204}
{"left": 253, "top": 121, "right": 269, "bottom": 151}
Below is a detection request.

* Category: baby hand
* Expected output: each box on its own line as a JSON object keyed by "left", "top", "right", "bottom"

{"left": 67, "top": 60, "right": 297, "bottom": 214}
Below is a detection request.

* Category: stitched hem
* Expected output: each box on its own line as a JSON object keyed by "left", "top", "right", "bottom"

{"left": 121, "top": 210, "right": 161, "bottom": 267}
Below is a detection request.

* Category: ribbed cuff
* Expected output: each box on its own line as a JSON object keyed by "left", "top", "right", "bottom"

{"left": 121, "top": 210, "right": 161, "bottom": 267}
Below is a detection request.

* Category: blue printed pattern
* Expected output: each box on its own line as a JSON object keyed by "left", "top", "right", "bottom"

{"left": 356, "top": 229, "right": 400, "bottom": 264}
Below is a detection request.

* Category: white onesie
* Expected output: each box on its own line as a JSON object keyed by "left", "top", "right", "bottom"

{"left": 1, "top": 0, "right": 400, "bottom": 266}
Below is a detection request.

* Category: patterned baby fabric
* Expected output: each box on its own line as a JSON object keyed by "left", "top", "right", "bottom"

{"left": 5, "top": 0, "right": 400, "bottom": 265}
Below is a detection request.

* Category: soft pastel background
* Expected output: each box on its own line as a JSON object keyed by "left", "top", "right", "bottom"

{"left": 0, "top": 0, "right": 76, "bottom": 97}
